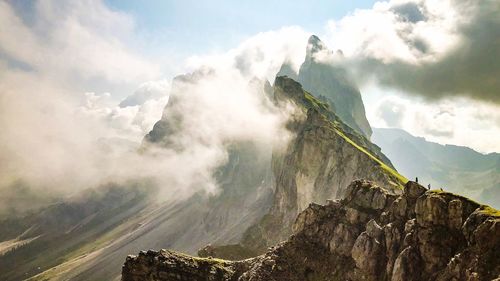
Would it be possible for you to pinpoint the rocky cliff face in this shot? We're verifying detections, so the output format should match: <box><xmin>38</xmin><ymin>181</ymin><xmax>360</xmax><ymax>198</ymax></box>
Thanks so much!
<box><xmin>15</xmin><ymin>73</ymin><xmax>399</xmax><ymax>280</ymax></box>
<box><xmin>279</xmin><ymin>35</ymin><xmax>372</xmax><ymax>138</ymax></box>
<box><xmin>122</xmin><ymin>180</ymin><xmax>500</xmax><ymax>281</ymax></box>
<box><xmin>239</xmin><ymin>77</ymin><xmax>403</xmax><ymax>252</ymax></box>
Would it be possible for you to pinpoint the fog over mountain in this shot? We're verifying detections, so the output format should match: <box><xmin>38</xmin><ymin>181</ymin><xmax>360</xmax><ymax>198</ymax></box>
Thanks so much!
<box><xmin>0</xmin><ymin>0</ymin><xmax>498</xmax><ymax>280</ymax></box>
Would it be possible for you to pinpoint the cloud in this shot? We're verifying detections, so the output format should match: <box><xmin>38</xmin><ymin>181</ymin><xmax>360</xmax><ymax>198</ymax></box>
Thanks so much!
<box><xmin>0</xmin><ymin>0</ymin><xmax>164</xmax><ymax>194</ymax></box>
<box><xmin>186</xmin><ymin>26</ymin><xmax>309</xmax><ymax>82</ymax></box>
<box><xmin>0</xmin><ymin>1</ymin><xmax>303</xmax><ymax>201</ymax></box>
<box><xmin>375</xmin><ymin>101</ymin><xmax>405</xmax><ymax>128</ymax></box>
<box><xmin>78</xmin><ymin>86</ymin><xmax>169</xmax><ymax>141</ymax></box>
<box><xmin>324</xmin><ymin>0</ymin><xmax>500</xmax><ymax>104</ymax></box>
<box><xmin>370</xmin><ymin>95</ymin><xmax>500</xmax><ymax>153</ymax></box>
<box><xmin>141</xmin><ymin>69</ymin><xmax>294</xmax><ymax>197</ymax></box>
<box><xmin>119</xmin><ymin>80</ymin><xmax>170</xmax><ymax>107</ymax></box>
<box><xmin>134</xmin><ymin>27</ymin><xmax>310</xmax><ymax>197</ymax></box>
<box><xmin>0</xmin><ymin>0</ymin><xmax>160</xmax><ymax>85</ymax></box>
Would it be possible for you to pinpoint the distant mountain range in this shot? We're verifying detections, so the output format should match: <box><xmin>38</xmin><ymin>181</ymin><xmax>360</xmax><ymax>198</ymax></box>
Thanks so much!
<box><xmin>373</xmin><ymin>127</ymin><xmax>500</xmax><ymax>208</ymax></box>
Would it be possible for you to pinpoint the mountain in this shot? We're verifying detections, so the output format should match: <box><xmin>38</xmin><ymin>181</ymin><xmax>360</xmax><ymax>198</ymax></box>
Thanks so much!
<box><xmin>123</xmin><ymin>180</ymin><xmax>500</xmax><ymax>281</ymax></box>
<box><xmin>372</xmin><ymin>127</ymin><xmax>500</xmax><ymax>208</ymax></box>
<box><xmin>3</xmin><ymin>52</ymin><xmax>497</xmax><ymax>280</ymax></box>
<box><xmin>237</xmin><ymin>76</ymin><xmax>403</xmax><ymax>253</ymax></box>
<box><xmin>0</xmin><ymin>182</ymin><xmax>152</xmax><ymax>281</ymax></box>
<box><xmin>120</xmin><ymin>77</ymin><xmax>500</xmax><ymax>281</ymax></box>
<box><xmin>0</xmin><ymin>70</ymin><xmax>400</xmax><ymax>280</ymax></box>
<box><xmin>144</xmin><ymin>72</ymin><xmax>402</xmax><ymax>257</ymax></box>
<box><xmin>5</xmin><ymin>72</ymin><xmax>274</xmax><ymax>281</ymax></box>
<box><xmin>278</xmin><ymin>35</ymin><xmax>372</xmax><ymax>138</ymax></box>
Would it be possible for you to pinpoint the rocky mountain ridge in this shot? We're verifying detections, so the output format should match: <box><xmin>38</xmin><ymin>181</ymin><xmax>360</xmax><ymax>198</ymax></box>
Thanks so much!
<box><xmin>122</xmin><ymin>180</ymin><xmax>500</xmax><ymax>281</ymax></box>
<box><xmin>237</xmin><ymin>76</ymin><xmax>404</xmax><ymax>253</ymax></box>
<box><xmin>279</xmin><ymin>35</ymin><xmax>372</xmax><ymax>138</ymax></box>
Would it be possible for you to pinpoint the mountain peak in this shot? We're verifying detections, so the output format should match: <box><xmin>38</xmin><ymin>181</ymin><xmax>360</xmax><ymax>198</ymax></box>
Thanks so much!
<box><xmin>306</xmin><ymin>35</ymin><xmax>327</xmax><ymax>59</ymax></box>
<box><xmin>307</xmin><ymin>34</ymin><xmax>322</xmax><ymax>45</ymax></box>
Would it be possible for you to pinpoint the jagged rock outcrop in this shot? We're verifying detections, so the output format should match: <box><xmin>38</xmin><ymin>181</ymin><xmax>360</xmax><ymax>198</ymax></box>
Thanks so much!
<box><xmin>122</xmin><ymin>180</ymin><xmax>500</xmax><ymax>281</ymax></box>
<box><xmin>279</xmin><ymin>35</ymin><xmax>372</xmax><ymax>138</ymax></box>
<box><xmin>239</xmin><ymin>76</ymin><xmax>403</xmax><ymax>252</ymax></box>
<box><xmin>198</xmin><ymin>244</ymin><xmax>258</xmax><ymax>261</ymax></box>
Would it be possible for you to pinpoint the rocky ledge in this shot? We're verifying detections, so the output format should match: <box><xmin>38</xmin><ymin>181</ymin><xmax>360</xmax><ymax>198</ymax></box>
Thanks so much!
<box><xmin>122</xmin><ymin>180</ymin><xmax>500</xmax><ymax>281</ymax></box>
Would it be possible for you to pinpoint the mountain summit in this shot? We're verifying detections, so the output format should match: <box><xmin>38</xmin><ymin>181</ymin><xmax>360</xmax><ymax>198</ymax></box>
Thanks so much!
<box><xmin>279</xmin><ymin>35</ymin><xmax>372</xmax><ymax>138</ymax></box>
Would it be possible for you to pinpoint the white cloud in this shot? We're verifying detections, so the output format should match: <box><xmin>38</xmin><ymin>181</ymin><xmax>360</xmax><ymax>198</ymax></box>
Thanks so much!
<box><xmin>140</xmin><ymin>69</ymin><xmax>294</xmax><ymax>197</ymax></box>
<box><xmin>0</xmin><ymin>0</ymin><xmax>497</xmax><ymax>202</ymax></box>
<box><xmin>0</xmin><ymin>1</ymin><xmax>301</xmax><ymax>199</ymax></box>
<box><xmin>186</xmin><ymin>26</ymin><xmax>309</xmax><ymax>82</ymax></box>
<box><xmin>0</xmin><ymin>0</ymin><xmax>165</xmax><ymax>193</ymax></box>
<box><xmin>0</xmin><ymin>0</ymin><xmax>160</xmax><ymax>84</ymax></box>
<box><xmin>324</xmin><ymin>0</ymin><xmax>464</xmax><ymax>64</ymax></box>
<box><xmin>78</xmin><ymin>85</ymin><xmax>169</xmax><ymax>141</ymax></box>
<box><xmin>369</xmin><ymin>94</ymin><xmax>500</xmax><ymax>153</ymax></box>
<box><xmin>119</xmin><ymin>79</ymin><xmax>170</xmax><ymax>107</ymax></box>
<box><xmin>319</xmin><ymin>0</ymin><xmax>499</xmax><ymax>153</ymax></box>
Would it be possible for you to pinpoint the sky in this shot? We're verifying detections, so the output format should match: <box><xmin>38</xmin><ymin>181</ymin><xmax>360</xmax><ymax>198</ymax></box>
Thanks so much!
<box><xmin>0</xmin><ymin>0</ymin><xmax>499</xmax><ymax>196</ymax></box>
<box><xmin>104</xmin><ymin>0</ymin><xmax>378</xmax><ymax>55</ymax></box>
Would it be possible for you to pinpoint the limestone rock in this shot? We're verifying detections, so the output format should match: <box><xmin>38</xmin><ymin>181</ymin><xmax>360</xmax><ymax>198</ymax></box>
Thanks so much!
<box><xmin>416</xmin><ymin>194</ymin><xmax>448</xmax><ymax>226</ymax></box>
<box><xmin>329</xmin><ymin>223</ymin><xmax>358</xmax><ymax>256</ymax></box>
<box><xmin>122</xmin><ymin>181</ymin><xmax>500</xmax><ymax>281</ymax></box>
<box><xmin>296</xmin><ymin>35</ymin><xmax>373</xmax><ymax>138</ymax></box>
<box><xmin>365</xmin><ymin>219</ymin><xmax>383</xmax><ymax>239</ymax></box>
<box><xmin>351</xmin><ymin>232</ymin><xmax>385</xmax><ymax>277</ymax></box>
<box><xmin>240</xmin><ymin>77</ymin><xmax>402</xmax><ymax>252</ymax></box>
<box><xmin>404</xmin><ymin>181</ymin><xmax>426</xmax><ymax>199</ymax></box>
<box><xmin>391</xmin><ymin>246</ymin><xmax>422</xmax><ymax>281</ymax></box>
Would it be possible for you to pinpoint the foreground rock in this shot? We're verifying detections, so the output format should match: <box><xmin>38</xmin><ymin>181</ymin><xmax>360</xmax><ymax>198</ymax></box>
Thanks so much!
<box><xmin>122</xmin><ymin>180</ymin><xmax>500</xmax><ymax>281</ymax></box>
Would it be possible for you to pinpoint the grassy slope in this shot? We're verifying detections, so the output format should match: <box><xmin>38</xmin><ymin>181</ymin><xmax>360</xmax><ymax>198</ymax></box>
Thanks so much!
<box><xmin>299</xmin><ymin>86</ymin><xmax>407</xmax><ymax>188</ymax></box>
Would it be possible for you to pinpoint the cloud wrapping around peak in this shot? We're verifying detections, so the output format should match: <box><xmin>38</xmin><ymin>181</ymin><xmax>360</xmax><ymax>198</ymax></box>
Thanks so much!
<box><xmin>186</xmin><ymin>26</ymin><xmax>309</xmax><ymax>82</ymax></box>
<box><xmin>119</xmin><ymin>80</ymin><xmax>170</xmax><ymax>107</ymax></box>
<box><xmin>141</xmin><ymin>68</ymin><xmax>295</xmax><ymax>197</ymax></box>
<box><xmin>0</xmin><ymin>1</ymin><xmax>304</xmax><ymax>200</ymax></box>
<box><xmin>0</xmin><ymin>0</ymin><xmax>498</xmax><ymax>202</ymax></box>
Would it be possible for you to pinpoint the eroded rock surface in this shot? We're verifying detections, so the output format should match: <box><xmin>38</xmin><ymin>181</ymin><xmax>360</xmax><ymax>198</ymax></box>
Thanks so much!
<box><xmin>238</xmin><ymin>76</ymin><xmax>402</xmax><ymax>253</ymax></box>
<box><xmin>122</xmin><ymin>180</ymin><xmax>500</xmax><ymax>281</ymax></box>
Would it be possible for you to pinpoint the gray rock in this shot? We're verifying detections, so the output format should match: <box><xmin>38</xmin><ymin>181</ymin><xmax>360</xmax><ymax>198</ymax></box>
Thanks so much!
<box><xmin>329</xmin><ymin>223</ymin><xmax>357</xmax><ymax>256</ymax></box>
<box><xmin>404</xmin><ymin>181</ymin><xmax>426</xmax><ymax>199</ymax></box>
<box><xmin>365</xmin><ymin>219</ymin><xmax>383</xmax><ymax>240</ymax></box>
<box><xmin>122</xmin><ymin>181</ymin><xmax>500</xmax><ymax>281</ymax></box>
<box><xmin>352</xmin><ymin>232</ymin><xmax>385</xmax><ymax>277</ymax></box>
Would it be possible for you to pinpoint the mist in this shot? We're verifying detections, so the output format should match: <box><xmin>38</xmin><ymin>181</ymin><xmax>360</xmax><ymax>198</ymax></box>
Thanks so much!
<box><xmin>0</xmin><ymin>1</ymin><xmax>308</xmax><ymax>210</ymax></box>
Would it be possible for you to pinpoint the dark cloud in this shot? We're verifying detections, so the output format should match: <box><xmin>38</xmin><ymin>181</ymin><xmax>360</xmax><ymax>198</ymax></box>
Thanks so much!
<box><xmin>391</xmin><ymin>2</ymin><xmax>426</xmax><ymax>23</ymax></box>
<box><xmin>356</xmin><ymin>0</ymin><xmax>500</xmax><ymax>104</ymax></box>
